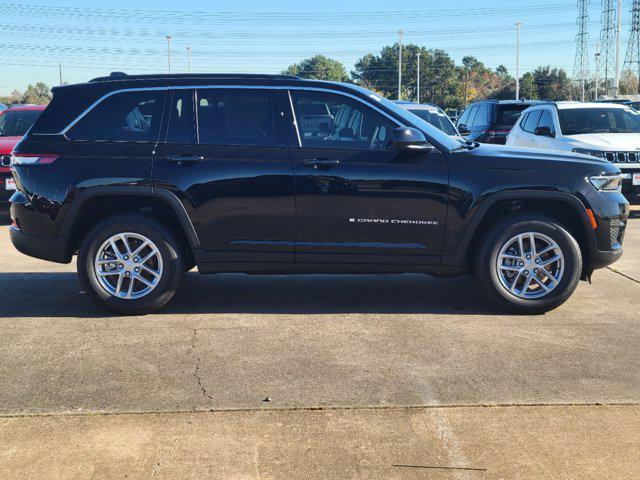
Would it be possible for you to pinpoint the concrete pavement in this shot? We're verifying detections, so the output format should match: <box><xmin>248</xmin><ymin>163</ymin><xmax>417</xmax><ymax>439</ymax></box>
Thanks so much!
<box><xmin>0</xmin><ymin>204</ymin><xmax>638</xmax><ymax>478</ymax></box>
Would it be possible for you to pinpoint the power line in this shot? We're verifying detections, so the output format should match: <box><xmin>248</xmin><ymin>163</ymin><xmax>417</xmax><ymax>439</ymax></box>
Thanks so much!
<box><xmin>573</xmin><ymin>0</ymin><xmax>589</xmax><ymax>101</ymax></box>
<box><xmin>601</xmin><ymin>0</ymin><xmax>617</xmax><ymax>93</ymax></box>
<box><xmin>623</xmin><ymin>0</ymin><xmax>640</xmax><ymax>91</ymax></box>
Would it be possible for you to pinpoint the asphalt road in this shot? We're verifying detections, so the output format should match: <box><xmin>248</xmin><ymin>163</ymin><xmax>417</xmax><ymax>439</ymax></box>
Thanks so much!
<box><xmin>0</xmin><ymin>205</ymin><xmax>639</xmax><ymax>479</ymax></box>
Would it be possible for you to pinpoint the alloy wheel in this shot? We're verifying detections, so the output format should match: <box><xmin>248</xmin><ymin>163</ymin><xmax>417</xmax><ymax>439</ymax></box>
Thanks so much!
<box><xmin>93</xmin><ymin>232</ymin><xmax>163</xmax><ymax>300</ymax></box>
<box><xmin>496</xmin><ymin>231</ymin><xmax>565</xmax><ymax>299</ymax></box>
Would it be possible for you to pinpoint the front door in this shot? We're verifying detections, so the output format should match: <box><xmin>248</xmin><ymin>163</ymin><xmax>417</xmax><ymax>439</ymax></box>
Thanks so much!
<box><xmin>153</xmin><ymin>88</ymin><xmax>295</xmax><ymax>263</ymax></box>
<box><xmin>287</xmin><ymin>89</ymin><xmax>449</xmax><ymax>265</ymax></box>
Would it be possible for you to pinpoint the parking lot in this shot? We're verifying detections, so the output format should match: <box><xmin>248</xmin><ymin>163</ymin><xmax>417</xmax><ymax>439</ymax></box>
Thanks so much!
<box><xmin>0</xmin><ymin>203</ymin><xmax>639</xmax><ymax>479</ymax></box>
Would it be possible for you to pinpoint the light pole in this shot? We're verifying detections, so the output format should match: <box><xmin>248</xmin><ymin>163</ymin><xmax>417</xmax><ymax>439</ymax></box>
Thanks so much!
<box><xmin>615</xmin><ymin>0</ymin><xmax>622</xmax><ymax>95</ymax></box>
<box><xmin>398</xmin><ymin>30</ymin><xmax>403</xmax><ymax>101</ymax></box>
<box><xmin>416</xmin><ymin>53</ymin><xmax>420</xmax><ymax>103</ymax></box>
<box><xmin>165</xmin><ymin>35</ymin><xmax>173</xmax><ymax>74</ymax></box>
<box><xmin>595</xmin><ymin>43</ymin><xmax>601</xmax><ymax>100</ymax></box>
<box><xmin>187</xmin><ymin>46</ymin><xmax>192</xmax><ymax>74</ymax></box>
<box><xmin>515</xmin><ymin>22</ymin><xmax>522</xmax><ymax>100</ymax></box>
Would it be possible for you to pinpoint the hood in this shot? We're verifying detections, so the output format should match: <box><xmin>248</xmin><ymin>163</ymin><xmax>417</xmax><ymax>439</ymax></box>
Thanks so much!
<box><xmin>566</xmin><ymin>132</ymin><xmax>640</xmax><ymax>150</ymax></box>
<box><xmin>0</xmin><ymin>136</ymin><xmax>21</xmax><ymax>155</ymax></box>
<box><xmin>472</xmin><ymin>143</ymin><xmax>618</xmax><ymax>173</ymax></box>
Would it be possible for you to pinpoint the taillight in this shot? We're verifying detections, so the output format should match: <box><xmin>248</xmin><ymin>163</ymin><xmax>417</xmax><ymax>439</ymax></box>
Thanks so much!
<box><xmin>480</xmin><ymin>129</ymin><xmax>510</xmax><ymax>144</ymax></box>
<box><xmin>10</xmin><ymin>153</ymin><xmax>58</xmax><ymax>165</ymax></box>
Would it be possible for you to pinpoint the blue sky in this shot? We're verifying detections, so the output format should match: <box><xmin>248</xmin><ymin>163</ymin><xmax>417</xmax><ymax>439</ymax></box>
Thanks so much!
<box><xmin>0</xmin><ymin>0</ymin><xmax>627</xmax><ymax>94</ymax></box>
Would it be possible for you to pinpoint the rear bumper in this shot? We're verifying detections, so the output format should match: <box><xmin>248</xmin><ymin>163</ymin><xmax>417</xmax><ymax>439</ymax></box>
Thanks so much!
<box><xmin>9</xmin><ymin>226</ymin><xmax>70</xmax><ymax>263</ymax></box>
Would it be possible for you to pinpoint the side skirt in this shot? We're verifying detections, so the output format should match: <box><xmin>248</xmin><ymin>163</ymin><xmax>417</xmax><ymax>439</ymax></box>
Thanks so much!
<box><xmin>196</xmin><ymin>262</ymin><xmax>462</xmax><ymax>276</ymax></box>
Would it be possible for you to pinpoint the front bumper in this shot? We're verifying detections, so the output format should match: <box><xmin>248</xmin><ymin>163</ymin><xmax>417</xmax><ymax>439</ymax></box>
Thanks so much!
<box><xmin>589</xmin><ymin>246</ymin><xmax>624</xmax><ymax>270</ymax></box>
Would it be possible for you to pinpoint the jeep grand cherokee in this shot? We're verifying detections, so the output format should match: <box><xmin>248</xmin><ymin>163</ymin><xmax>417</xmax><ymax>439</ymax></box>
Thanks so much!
<box><xmin>8</xmin><ymin>73</ymin><xmax>629</xmax><ymax>314</ymax></box>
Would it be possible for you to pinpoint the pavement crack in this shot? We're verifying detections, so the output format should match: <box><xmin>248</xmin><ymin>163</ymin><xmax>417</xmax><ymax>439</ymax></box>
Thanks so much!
<box><xmin>606</xmin><ymin>266</ymin><xmax>640</xmax><ymax>284</ymax></box>
<box><xmin>150</xmin><ymin>441</ymin><xmax>177</xmax><ymax>477</ymax></box>
<box><xmin>190</xmin><ymin>329</ymin><xmax>214</xmax><ymax>403</ymax></box>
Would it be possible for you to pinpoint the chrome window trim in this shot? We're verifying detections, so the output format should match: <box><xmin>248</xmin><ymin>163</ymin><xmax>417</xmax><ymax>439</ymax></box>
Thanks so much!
<box><xmin>58</xmin><ymin>84</ymin><xmax>405</xmax><ymax>137</ymax></box>
<box><xmin>287</xmin><ymin>90</ymin><xmax>302</xmax><ymax>147</ymax></box>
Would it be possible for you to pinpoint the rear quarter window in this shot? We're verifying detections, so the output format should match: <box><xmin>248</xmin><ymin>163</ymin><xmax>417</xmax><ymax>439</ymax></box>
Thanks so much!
<box><xmin>67</xmin><ymin>90</ymin><xmax>165</xmax><ymax>142</ymax></box>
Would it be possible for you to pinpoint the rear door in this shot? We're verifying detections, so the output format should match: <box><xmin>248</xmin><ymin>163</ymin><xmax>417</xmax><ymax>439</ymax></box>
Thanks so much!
<box><xmin>519</xmin><ymin>109</ymin><xmax>543</xmax><ymax>147</ymax></box>
<box><xmin>530</xmin><ymin>108</ymin><xmax>558</xmax><ymax>150</ymax></box>
<box><xmin>286</xmin><ymin>89</ymin><xmax>448</xmax><ymax>265</ymax></box>
<box><xmin>153</xmin><ymin>87</ymin><xmax>295</xmax><ymax>263</ymax></box>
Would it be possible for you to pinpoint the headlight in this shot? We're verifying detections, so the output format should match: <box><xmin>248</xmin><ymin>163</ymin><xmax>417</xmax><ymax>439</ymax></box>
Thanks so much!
<box><xmin>573</xmin><ymin>148</ymin><xmax>605</xmax><ymax>158</ymax></box>
<box><xmin>589</xmin><ymin>174</ymin><xmax>622</xmax><ymax>191</ymax></box>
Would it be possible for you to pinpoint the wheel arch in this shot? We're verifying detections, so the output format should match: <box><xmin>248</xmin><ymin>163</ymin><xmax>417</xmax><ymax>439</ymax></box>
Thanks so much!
<box><xmin>60</xmin><ymin>186</ymin><xmax>200</xmax><ymax>261</ymax></box>
<box><xmin>445</xmin><ymin>191</ymin><xmax>596</xmax><ymax>274</ymax></box>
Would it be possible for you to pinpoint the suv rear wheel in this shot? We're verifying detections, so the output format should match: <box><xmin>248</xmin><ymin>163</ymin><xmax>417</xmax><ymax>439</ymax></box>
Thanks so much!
<box><xmin>476</xmin><ymin>215</ymin><xmax>582</xmax><ymax>314</ymax></box>
<box><xmin>77</xmin><ymin>214</ymin><xmax>184</xmax><ymax>315</ymax></box>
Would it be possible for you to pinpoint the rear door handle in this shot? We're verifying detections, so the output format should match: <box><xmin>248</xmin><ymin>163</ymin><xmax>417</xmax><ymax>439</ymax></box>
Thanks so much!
<box><xmin>167</xmin><ymin>155</ymin><xmax>204</xmax><ymax>165</ymax></box>
<box><xmin>301</xmin><ymin>158</ymin><xmax>340</xmax><ymax>169</ymax></box>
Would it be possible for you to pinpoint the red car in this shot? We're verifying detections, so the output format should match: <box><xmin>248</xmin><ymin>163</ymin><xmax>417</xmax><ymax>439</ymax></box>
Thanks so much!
<box><xmin>0</xmin><ymin>105</ymin><xmax>45</xmax><ymax>212</ymax></box>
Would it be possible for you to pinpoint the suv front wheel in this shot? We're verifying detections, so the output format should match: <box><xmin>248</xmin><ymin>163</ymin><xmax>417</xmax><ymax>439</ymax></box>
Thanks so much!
<box><xmin>77</xmin><ymin>214</ymin><xmax>184</xmax><ymax>315</ymax></box>
<box><xmin>476</xmin><ymin>215</ymin><xmax>582</xmax><ymax>314</ymax></box>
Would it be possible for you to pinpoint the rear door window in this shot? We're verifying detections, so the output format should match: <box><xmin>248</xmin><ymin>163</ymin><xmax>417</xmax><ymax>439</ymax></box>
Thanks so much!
<box><xmin>474</xmin><ymin>105</ymin><xmax>490</xmax><ymax>126</ymax></box>
<box><xmin>536</xmin><ymin>110</ymin><xmax>555</xmax><ymax>133</ymax></box>
<box><xmin>458</xmin><ymin>107</ymin><xmax>471</xmax><ymax>126</ymax></box>
<box><xmin>466</xmin><ymin>107</ymin><xmax>479</xmax><ymax>127</ymax></box>
<box><xmin>522</xmin><ymin>110</ymin><xmax>542</xmax><ymax>133</ymax></box>
<box><xmin>68</xmin><ymin>90</ymin><xmax>165</xmax><ymax>142</ymax></box>
<box><xmin>196</xmin><ymin>89</ymin><xmax>274</xmax><ymax>146</ymax></box>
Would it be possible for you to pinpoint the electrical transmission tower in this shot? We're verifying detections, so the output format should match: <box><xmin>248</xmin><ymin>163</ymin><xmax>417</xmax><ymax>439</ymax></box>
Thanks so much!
<box><xmin>573</xmin><ymin>0</ymin><xmax>590</xmax><ymax>100</ymax></box>
<box><xmin>623</xmin><ymin>0</ymin><xmax>640</xmax><ymax>92</ymax></box>
<box><xmin>600</xmin><ymin>0</ymin><xmax>617</xmax><ymax>93</ymax></box>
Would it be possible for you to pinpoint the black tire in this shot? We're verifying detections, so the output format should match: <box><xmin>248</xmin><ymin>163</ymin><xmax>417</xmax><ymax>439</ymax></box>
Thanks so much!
<box><xmin>475</xmin><ymin>214</ymin><xmax>582</xmax><ymax>314</ymax></box>
<box><xmin>77</xmin><ymin>214</ymin><xmax>184</xmax><ymax>315</ymax></box>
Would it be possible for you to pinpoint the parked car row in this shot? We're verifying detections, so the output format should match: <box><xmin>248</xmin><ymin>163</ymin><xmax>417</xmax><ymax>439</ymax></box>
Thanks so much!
<box><xmin>448</xmin><ymin>99</ymin><xmax>640</xmax><ymax>197</ymax></box>
<box><xmin>0</xmin><ymin>104</ymin><xmax>45</xmax><ymax>211</ymax></box>
<box><xmin>506</xmin><ymin>102</ymin><xmax>640</xmax><ymax>196</ymax></box>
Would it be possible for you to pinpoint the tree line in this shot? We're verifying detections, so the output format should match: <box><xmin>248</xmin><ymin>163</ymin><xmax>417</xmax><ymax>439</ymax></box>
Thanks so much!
<box><xmin>4</xmin><ymin>46</ymin><xmax>639</xmax><ymax>110</ymax></box>
<box><xmin>283</xmin><ymin>44</ymin><xmax>639</xmax><ymax>109</ymax></box>
<box><xmin>0</xmin><ymin>82</ymin><xmax>52</xmax><ymax>106</ymax></box>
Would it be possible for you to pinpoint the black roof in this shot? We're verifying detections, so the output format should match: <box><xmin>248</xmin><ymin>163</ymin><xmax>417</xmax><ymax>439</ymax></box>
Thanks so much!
<box><xmin>89</xmin><ymin>71</ymin><xmax>300</xmax><ymax>83</ymax></box>
<box><xmin>468</xmin><ymin>99</ymin><xmax>549</xmax><ymax>106</ymax></box>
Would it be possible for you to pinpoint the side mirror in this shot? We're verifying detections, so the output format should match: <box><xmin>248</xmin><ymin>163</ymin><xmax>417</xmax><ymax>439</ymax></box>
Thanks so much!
<box><xmin>392</xmin><ymin>127</ymin><xmax>434</xmax><ymax>153</ymax></box>
<box><xmin>457</xmin><ymin>124</ymin><xmax>471</xmax><ymax>136</ymax></box>
<box><xmin>534</xmin><ymin>126</ymin><xmax>554</xmax><ymax>137</ymax></box>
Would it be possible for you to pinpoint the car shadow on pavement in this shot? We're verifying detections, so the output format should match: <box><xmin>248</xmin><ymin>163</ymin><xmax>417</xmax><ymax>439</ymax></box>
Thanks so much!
<box><xmin>0</xmin><ymin>272</ymin><xmax>503</xmax><ymax>317</ymax></box>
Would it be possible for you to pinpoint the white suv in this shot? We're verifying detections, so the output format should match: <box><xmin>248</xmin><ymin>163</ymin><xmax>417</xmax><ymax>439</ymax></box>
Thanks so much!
<box><xmin>506</xmin><ymin>101</ymin><xmax>640</xmax><ymax>195</ymax></box>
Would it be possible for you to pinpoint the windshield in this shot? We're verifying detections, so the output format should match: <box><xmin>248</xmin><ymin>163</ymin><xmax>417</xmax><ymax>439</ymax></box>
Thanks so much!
<box><xmin>408</xmin><ymin>108</ymin><xmax>458</xmax><ymax>136</ymax></box>
<box><xmin>0</xmin><ymin>110</ymin><xmax>42</xmax><ymax>137</ymax></box>
<box><xmin>558</xmin><ymin>107</ymin><xmax>640</xmax><ymax>135</ymax></box>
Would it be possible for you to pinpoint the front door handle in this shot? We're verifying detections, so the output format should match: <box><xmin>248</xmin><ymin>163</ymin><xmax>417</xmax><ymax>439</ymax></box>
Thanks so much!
<box><xmin>167</xmin><ymin>155</ymin><xmax>204</xmax><ymax>165</ymax></box>
<box><xmin>301</xmin><ymin>158</ymin><xmax>341</xmax><ymax>169</ymax></box>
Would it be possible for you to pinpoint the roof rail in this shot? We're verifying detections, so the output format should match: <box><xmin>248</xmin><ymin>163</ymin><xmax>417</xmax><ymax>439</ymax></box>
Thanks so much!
<box><xmin>89</xmin><ymin>72</ymin><xmax>301</xmax><ymax>83</ymax></box>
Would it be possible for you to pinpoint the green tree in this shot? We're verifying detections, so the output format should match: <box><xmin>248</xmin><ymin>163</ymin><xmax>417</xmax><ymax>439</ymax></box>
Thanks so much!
<box><xmin>532</xmin><ymin>66</ymin><xmax>572</xmax><ymax>100</ymax></box>
<box><xmin>0</xmin><ymin>83</ymin><xmax>51</xmax><ymax>105</ymax></box>
<box><xmin>619</xmin><ymin>70</ymin><xmax>639</xmax><ymax>95</ymax></box>
<box><xmin>519</xmin><ymin>72</ymin><xmax>538</xmax><ymax>100</ymax></box>
<box><xmin>352</xmin><ymin>44</ymin><xmax>460</xmax><ymax>107</ymax></box>
<box><xmin>282</xmin><ymin>55</ymin><xmax>349</xmax><ymax>82</ymax></box>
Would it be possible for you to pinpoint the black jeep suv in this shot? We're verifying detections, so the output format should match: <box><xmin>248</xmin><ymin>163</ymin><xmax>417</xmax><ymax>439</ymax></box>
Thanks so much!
<box><xmin>9</xmin><ymin>73</ymin><xmax>629</xmax><ymax>314</ymax></box>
